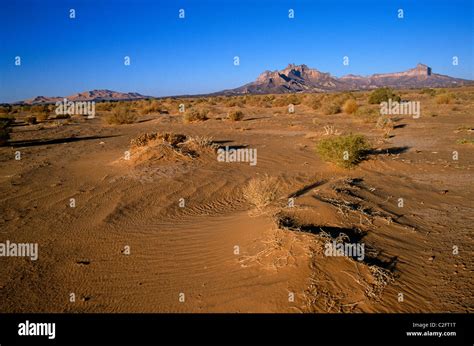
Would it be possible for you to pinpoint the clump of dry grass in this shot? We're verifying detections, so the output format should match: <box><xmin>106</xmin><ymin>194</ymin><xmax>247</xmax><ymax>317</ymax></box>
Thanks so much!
<box><xmin>243</xmin><ymin>176</ymin><xmax>281</xmax><ymax>209</ymax></box>
<box><xmin>131</xmin><ymin>132</ymin><xmax>187</xmax><ymax>147</ymax></box>
<box><xmin>436</xmin><ymin>93</ymin><xmax>455</xmax><ymax>104</ymax></box>
<box><xmin>183</xmin><ymin>109</ymin><xmax>209</xmax><ymax>123</ymax></box>
<box><xmin>376</xmin><ymin>116</ymin><xmax>394</xmax><ymax>130</ymax></box>
<box><xmin>25</xmin><ymin>115</ymin><xmax>37</xmax><ymax>124</ymax></box>
<box><xmin>227</xmin><ymin>110</ymin><xmax>244</xmax><ymax>121</ymax></box>
<box><xmin>106</xmin><ymin>105</ymin><xmax>137</xmax><ymax>125</ymax></box>
<box><xmin>456</xmin><ymin>138</ymin><xmax>474</xmax><ymax>145</ymax></box>
<box><xmin>320</xmin><ymin>99</ymin><xmax>342</xmax><ymax>115</ymax></box>
<box><xmin>342</xmin><ymin>99</ymin><xmax>358</xmax><ymax>114</ymax></box>
<box><xmin>0</xmin><ymin>118</ymin><xmax>11</xmax><ymax>145</ymax></box>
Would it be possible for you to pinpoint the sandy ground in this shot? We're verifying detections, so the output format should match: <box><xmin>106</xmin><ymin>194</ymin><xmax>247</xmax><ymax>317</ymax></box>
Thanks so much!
<box><xmin>0</xmin><ymin>91</ymin><xmax>473</xmax><ymax>313</ymax></box>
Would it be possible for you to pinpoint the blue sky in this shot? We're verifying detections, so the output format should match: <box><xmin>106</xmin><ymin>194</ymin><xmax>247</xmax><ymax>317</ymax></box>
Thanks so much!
<box><xmin>0</xmin><ymin>0</ymin><xmax>472</xmax><ymax>102</ymax></box>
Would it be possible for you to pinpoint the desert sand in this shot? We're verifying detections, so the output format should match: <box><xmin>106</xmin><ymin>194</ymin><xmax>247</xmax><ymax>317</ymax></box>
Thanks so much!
<box><xmin>0</xmin><ymin>88</ymin><xmax>473</xmax><ymax>313</ymax></box>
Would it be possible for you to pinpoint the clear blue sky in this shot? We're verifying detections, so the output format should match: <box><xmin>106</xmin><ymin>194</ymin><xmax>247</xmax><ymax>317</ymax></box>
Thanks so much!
<box><xmin>0</xmin><ymin>0</ymin><xmax>472</xmax><ymax>103</ymax></box>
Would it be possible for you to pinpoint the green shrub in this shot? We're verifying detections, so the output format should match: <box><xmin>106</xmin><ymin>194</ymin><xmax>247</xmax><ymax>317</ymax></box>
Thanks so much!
<box><xmin>316</xmin><ymin>134</ymin><xmax>371</xmax><ymax>168</ymax></box>
<box><xmin>368</xmin><ymin>88</ymin><xmax>401</xmax><ymax>104</ymax></box>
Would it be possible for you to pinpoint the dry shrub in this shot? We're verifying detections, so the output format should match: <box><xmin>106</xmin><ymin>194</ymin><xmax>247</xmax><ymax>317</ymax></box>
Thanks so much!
<box><xmin>376</xmin><ymin>116</ymin><xmax>394</xmax><ymax>130</ymax></box>
<box><xmin>228</xmin><ymin>110</ymin><xmax>244</xmax><ymax>121</ymax></box>
<box><xmin>320</xmin><ymin>99</ymin><xmax>342</xmax><ymax>115</ymax></box>
<box><xmin>436</xmin><ymin>93</ymin><xmax>454</xmax><ymax>104</ymax></box>
<box><xmin>96</xmin><ymin>102</ymin><xmax>115</xmax><ymax>111</ymax></box>
<box><xmin>131</xmin><ymin>132</ymin><xmax>186</xmax><ymax>147</ymax></box>
<box><xmin>243</xmin><ymin>176</ymin><xmax>280</xmax><ymax>209</ymax></box>
<box><xmin>129</xmin><ymin>132</ymin><xmax>217</xmax><ymax>164</ymax></box>
<box><xmin>316</xmin><ymin>134</ymin><xmax>370</xmax><ymax>168</ymax></box>
<box><xmin>106</xmin><ymin>105</ymin><xmax>137</xmax><ymax>124</ymax></box>
<box><xmin>183</xmin><ymin>109</ymin><xmax>208</xmax><ymax>123</ymax></box>
<box><xmin>354</xmin><ymin>106</ymin><xmax>380</xmax><ymax>123</ymax></box>
<box><xmin>25</xmin><ymin>115</ymin><xmax>37</xmax><ymax>124</ymax></box>
<box><xmin>140</xmin><ymin>99</ymin><xmax>166</xmax><ymax>115</ymax></box>
<box><xmin>368</xmin><ymin>88</ymin><xmax>401</xmax><ymax>104</ymax></box>
<box><xmin>342</xmin><ymin>99</ymin><xmax>358</xmax><ymax>114</ymax></box>
<box><xmin>0</xmin><ymin>118</ymin><xmax>11</xmax><ymax>145</ymax></box>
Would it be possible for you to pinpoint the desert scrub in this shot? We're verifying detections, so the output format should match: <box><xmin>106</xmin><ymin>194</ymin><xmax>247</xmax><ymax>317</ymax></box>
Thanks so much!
<box><xmin>342</xmin><ymin>99</ymin><xmax>358</xmax><ymax>114</ymax></box>
<box><xmin>25</xmin><ymin>115</ymin><xmax>37</xmax><ymax>124</ymax></box>
<box><xmin>0</xmin><ymin>118</ymin><xmax>11</xmax><ymax>145</ymax></box>
<box><xmin>368</xmin><ymin>88</ymin><xmax>401</xmax><ymax>104</ymax></box>
<box><xmin>183</xmin><ymin>109</ymin><xmax>208</xmax><ymax>123</ymax></box>
<box><xmin>457</xmin><ymin>138</ymin><xmax>474</xmax><ymax>145</ymax></box>
<box><xmin>316</xmin><ymin>134</ymin><xmax>370</xmax><ymax>168</ymax></box>
<box><xmin>106</xmin><ymin>105</ymin><xmax>137</xmax><ymax>124</ymax></box>
<box><xmin>243</xmin><ymin>176</ymin><xmax>280</xmax><ymax>210</ymax></box>
<box><xmin>227</xmin><ymin>110</ymin><xmax>244</xmax><ymax>121</ymax></box>
<box><xmin>320</xmin><ymin>99</ymin><xmax>342</xmax><ymax>115</ymax></box>
<box><xmin>436</xmin><ymin>93</ymin><xmax>454</xmax><ymax>105</ymax></box>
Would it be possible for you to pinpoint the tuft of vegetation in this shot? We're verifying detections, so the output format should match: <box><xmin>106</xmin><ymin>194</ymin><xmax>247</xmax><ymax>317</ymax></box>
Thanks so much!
<box><xmin>316</xmin><ymin>134</ymin><xmax>371</xmax><ymax>168</ymax></box>
<box><xmin>436</xmin><ymin>93</ymin><xmax>454</xmax><ymax>105</ymax></box>
<box><xmin>342</xmin><ymin>99</ymin><xmax>358</xmax><ymax>114</ymax></box>
<box><xmin>227</xmin><ymin>110</ymin><xmax>244</xmax><ymax>121</ymax></box>
<box><xmin>368</xmin><ymin>88</ymin><xmax>401</xmax><ymax>104</ymax></box>
<box><xmin>456</xmin><ymin>138</ymin><xmax>474</xmax><ymax>145</ymax></box>
<box><xmin>0</xmin><ymin>118</ymin><xmax>11</xmax><ymax>145</ymax></box>
<box><xmin>106</xmin><ymin>105</ymin><xmax>137</xmax><ymax>125</ymax></box>
<box><xmin>420</xmin><ymin>88</ymin><xmax>436</xmax><ymax>96</ymax></box>
<box><xmin>25</xmin><ymin>115</ymin><xmax>37</xmax><ymax>124</ymax></box>
<box><xmin>243</xmin><ymin>176</ymin><xmax>280</xmax><ymax>210</ymax></box>
<box><xmin>320</xmin><ymin>99</ymin><xmax>342</xmax><ymax>115</ymax></box>
<box><xmin>183</xmin><ymin>109</ymin><xmax>209</xmax><ymax>123</ymax></box>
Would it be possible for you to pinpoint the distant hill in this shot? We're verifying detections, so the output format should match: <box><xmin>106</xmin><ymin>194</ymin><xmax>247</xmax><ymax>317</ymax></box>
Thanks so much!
<box><xmin>18</xmin><ymin>89</ymin><xmax>149</xmax><ymax>105</ymax></box>
<box><xmin>217</xmin><ymin>63</ymin><xmax>473</xmax><ymax>94</ymax></box>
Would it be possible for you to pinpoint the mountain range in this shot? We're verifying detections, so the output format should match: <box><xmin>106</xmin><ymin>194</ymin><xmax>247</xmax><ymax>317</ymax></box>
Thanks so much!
<box><xmin>15</xmin><ymin>64</ymin><xmax>473</xmax><ymax>104</ymax></box>
<box><xmin>219</xmin><ymin>63</ymin><xmax>472</xmax><ymax>95</ymax></box>
<box><xmin>18</xmin><ymin>89</ymin><xmax>148</xmax><ymax>105</ymax></box>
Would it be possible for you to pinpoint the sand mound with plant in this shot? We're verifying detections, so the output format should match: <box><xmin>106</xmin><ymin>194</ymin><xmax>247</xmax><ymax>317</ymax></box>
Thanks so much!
<box><xmin>126</xmin><ymin>132</ymin><xmax>218</xmax><ymax>166</ymax></box>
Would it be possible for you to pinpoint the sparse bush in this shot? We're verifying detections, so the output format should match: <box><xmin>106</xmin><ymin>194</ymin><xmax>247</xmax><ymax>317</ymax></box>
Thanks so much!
<box><xmin>140</xmin><ymin>99</ymin><xmax>167</xmax><ymax>115</ymax></box>
<box><xmin>354</xmin><ymin>106</ymin><xmax>379</xmax><ymax>123</ymax></box>
<box><xmin>0</xmin><ymin>118</ymin><xmax>11</xmax><ymax>145</ymax></box>
<box><xmin>457</xmin><ymin>138</ymin><xmax>474</xmax><ymax>145</ymax></box>
<box><xmin>420</xmin><ymin>88</ymin><xmax>436</xmax><ymax>96</ymax></box>
<box><xmin>243</xmin><ymin>176</ymin><xmax>280</xmax><ymax>209</ymax></box>
<box><xmin>376</xmin><ymin>116</ymin><xmax>394</xmax><ymax>130</ymax></box>
<box><xmin>106</xmin><ymin>105</ymin><xmax>137</xmax><ymax>125</ymax></box>
<box><xmin>183</xmin><ymin>109</ymin><xmax>208</xmax><ymax>123</ymax></box>
<box><xmin>342</xmin><ymin>99</ymin><xmax>358</xmax><ymax>114</ymax></box>
<box><xmin>436</xmin><ymin>93</ymin><xmax>454</xmax><ymax>104</ymax></box>
<box><xmin>54</xmin><ymin>113</ymin><xmax>70</xmax><ymax>120</ymax></box>
<box><xmin>316</xmin><ymin>134</ymin><xmax>371</xmax><ymax>168</ymax></box>
<box><xmin>320</xmin><ymin>100</ymin><xmax>342</xmax><ymax>115</ymax></box>
<box><xmin>368</xmin><ymin>88</ymin><xmax>401</xmax><ymax>104</ymax></box>
<box><xmin>96</xmin><ymin>102</ymin><xmax>114</xmax><ymax>112</ymax></box>
<box><xmin>228</xmin><ymin>110</ymin><xmax>244</xmax><ymax>121</ymax></box>
<box><xmin>25</xmin><ymin>115</ymin><xmax>37</xmax><ymax>124</ymax></box>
